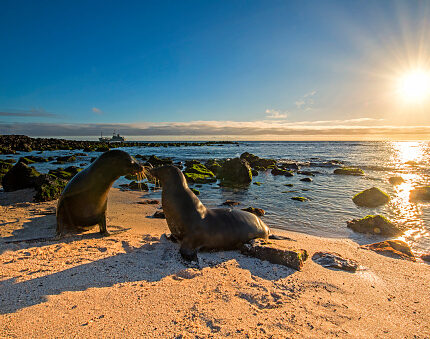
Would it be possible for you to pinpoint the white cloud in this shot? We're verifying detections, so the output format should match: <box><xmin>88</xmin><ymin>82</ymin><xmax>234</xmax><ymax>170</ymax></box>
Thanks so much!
<box><xmin>2</xmin><ymin>117</ymin><xmax>426</xmax><ymax>140</ymax></box>
<box><xmin>265</xmin><ymin>109</ymin><xmax>288</xmax><ymax>119</ymax></box>
<box><xmin>295</xmin><ymin>91</ymin><xmax>317</xmax><ymax>110</ymax></box>
<box><xmin>92</xmin><ymin>107</ymin><xmax>103</xmax><ymax>114</ymax></box>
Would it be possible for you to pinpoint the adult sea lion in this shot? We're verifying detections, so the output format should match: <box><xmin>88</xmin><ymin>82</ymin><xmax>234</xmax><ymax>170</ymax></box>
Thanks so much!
<box><xmin>56</xmin><ymin>150</ymin><xmax>144</xmax><ymax>236</ymax></box>
<box><xmin>149</xmin><ymin>165</ymin><xmax>270</xmax><ymax>260</ymax></box>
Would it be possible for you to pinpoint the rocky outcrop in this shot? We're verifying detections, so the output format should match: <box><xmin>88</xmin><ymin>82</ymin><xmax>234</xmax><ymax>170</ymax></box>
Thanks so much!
<box><xmin>240</xmin><ymin>152</ymin><xmax>276</xmax><ymax>170</ymax></box>
<box><xmin>218</xmin><ymin>158</ymin><xmax>252</xmax><ymax>185</ymax></box>
<box><xmin>291</xmin><ymin>197</ymin><xmax>309</xmax><ymax>202</ymax></box>
<box><xmin>312</xmin><ymin>252</ymin><xmax>360</xmax><ymax>272</ymax></box>
<box><xmin>2</xmin><ymin>162</ymin><xmax>41</xmax><ymax>191</ymax></box>
<box><xmin>33</xmin><ymin>174</ymin><xmax>67</xmax><ymax>202</ymax></box>
<box><xmin>0</xmin><ymin>160</ymin><xmax>14</xmax><ymax>184</ymax></box>
<box><xmin>361</xmin><ymin>240</ymin><xmax>415</xmax><ymax>261</ymax></box>
<box><xmin>240</xmin><ymin>239</ymin><xmax>308</xmax><ymax>270</ymax></box>
<box><xmin>409</xmin><ymin>186</ymin><xmax>430</xmax><ymax>202</ymax></box>
<box><xmin>147</xmin><ymin>155</ymin><xmax>173</xmax><ymax>167</ymax></box>
<box><xmin>183</xmin><ymin>163</ymin><xmax>216</xmax><ymax>184</ymax></box>
<box><xmin>352</xmin><ymin>187</ymin><xmax>390</xmax><ymax>207</ymax></box>
<box><xmin>347</xmin><ymin>215</ymin><xmax>402</xmax><ymax>236</ymax></box>
<box><xmin>241</xmin><ymin>206</ymin><xmax>265</xmax><ymax>217</ymax></box>
<box><xmin>388</xmin><ymin>176</ymin><xmax>405</xmax><ymax>185</ymax></box>
<box><xmin>271</xmin><ymin>168</ymin><xmax>293</xmax><ymax>176</ymax></box>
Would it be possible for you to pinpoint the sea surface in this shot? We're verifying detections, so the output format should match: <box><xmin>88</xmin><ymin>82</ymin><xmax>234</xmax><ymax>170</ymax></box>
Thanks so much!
<box><xmin>2</xmin><ymin>140</ymin><xmax>430</xmax><ymax>254</ymax></box>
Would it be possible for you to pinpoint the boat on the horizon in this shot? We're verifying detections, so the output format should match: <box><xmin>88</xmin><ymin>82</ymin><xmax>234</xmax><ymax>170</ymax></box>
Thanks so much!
<box><xmin>99</xmin><ymin>131</ymin><xmax>126</xmax><ymax>142</ymax></box>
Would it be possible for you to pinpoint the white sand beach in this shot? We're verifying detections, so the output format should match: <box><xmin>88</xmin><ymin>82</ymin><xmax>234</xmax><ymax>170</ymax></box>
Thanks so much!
<box><xmin>1</xmin><ymin>188</ymin><xmax>429</xmax><ymax>338</ymax></box>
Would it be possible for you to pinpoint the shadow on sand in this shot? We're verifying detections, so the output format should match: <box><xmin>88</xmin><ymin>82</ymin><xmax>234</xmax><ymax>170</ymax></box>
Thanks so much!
<box><xmin>0</xmin><ymin>235</ymin><xmax>297</xmax><ymax>315</ymax></box>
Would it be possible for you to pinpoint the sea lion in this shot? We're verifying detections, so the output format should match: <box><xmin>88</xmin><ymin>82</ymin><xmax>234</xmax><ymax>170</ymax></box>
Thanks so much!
<box><xmin>149</xmin><ymin>165</ymin><xmax>270</xmax><ymax>260</ymax></box>
<box><xmin>56</xmin><ymin>150</ymin><xmax>144</xmax><ymax>236</ymax></box>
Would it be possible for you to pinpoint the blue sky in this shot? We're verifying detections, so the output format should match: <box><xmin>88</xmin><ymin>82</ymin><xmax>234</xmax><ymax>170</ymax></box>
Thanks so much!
<box><xmin>1</xmin><ymin>0</ymin><xmax>430</xmax><ymax>139</ymax></box>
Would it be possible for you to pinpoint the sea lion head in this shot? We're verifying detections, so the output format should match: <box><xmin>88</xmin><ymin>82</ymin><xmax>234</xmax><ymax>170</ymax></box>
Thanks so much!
<box><xmin>149</xmin><ymin>165</ymin><xmax>187</xmax><ymax>187</ymax></box>
<box><xmin>97</xmin><ymin>150</ymin><xmax>144</xmax><ymax>177</ymax></box>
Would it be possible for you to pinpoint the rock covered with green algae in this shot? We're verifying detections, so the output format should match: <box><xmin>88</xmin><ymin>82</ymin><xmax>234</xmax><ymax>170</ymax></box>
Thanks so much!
<box><xmin>334</xmin><ymin>167</ymin><xmax>365</xmax><ymax>176</ymax></box>
<box><xmin>183</xmin><ymin>163</ymin><xmax>216</xmax><ymax>184</ymax></box>
<box><xmin>409</xmin><ymin>186</ymin><xmax>430</xmax><ymax>202</ymax></box>
<box><xmin>204</xmin><ymin>159</ymin><xmax>223</xmax><ymax>176</ymax></box>
<box><xmin>271</xmin><ymin>167</ymin><xmax>294</xmax><ymax>176</ymax></box>
<box><xmin>240</xmin><ymin>152</ymin><xmax>276</xmax><ymax>170</ymax></box>
<box><xmin>347</xmin><ymin>215</ymin><xmax>403</xmax><ymax>236</ymax></box>
<box><xmin>240</xmin><ymin>238</ymin><xmax>308</xmax><ymax>270</ymax></box>
<box><xmin>352</xmin><ymin>187</ymin><xmax>390</xmax><ymax>207</ymax></box>
<box><xmin>361</xmin><ymin>240</ymin><xmax>415</xmax><ymax>261</ymax></box>
<box><xmin>291</xmin><ymin>196</ymin><xmax>309</xmax><ymax>202</ymax></box>
<box><xmin>218</xmin><ymin>158</ymin><xmax>252</xmax><ymax>185</ymax></box>
<box><xmin>33</xmin><ymin>174</ymin><xmax>67</xmax><ymax>202</ymax></box>
<box><xmin>49</xmin><ymin>166</ymin><xmax>83</xmax><ymax>180</ymax></box>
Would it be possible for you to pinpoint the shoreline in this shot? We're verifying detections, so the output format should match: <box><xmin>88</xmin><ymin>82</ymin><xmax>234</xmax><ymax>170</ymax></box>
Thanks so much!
<box><xmin>1</xmin><ymin>188</ymin><xmax>429</xmax><ymax>337</ymax></box>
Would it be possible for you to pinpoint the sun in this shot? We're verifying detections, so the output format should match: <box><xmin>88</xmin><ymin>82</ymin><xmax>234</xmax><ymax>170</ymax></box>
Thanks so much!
<box><xmin>397</xmin><ymin>69</ymin><xmax>430</xmax><ymax>103</ymax></box>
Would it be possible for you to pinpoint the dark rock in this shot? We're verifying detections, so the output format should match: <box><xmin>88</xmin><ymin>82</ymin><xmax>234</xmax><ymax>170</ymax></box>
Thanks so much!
<box><xmin>2</xmin><ymin>162</ymin><xmax>40</xmax><ymax>192</ymax></box>
<box><xmin>218</xmin><ymin>158</ymin><xmax>252</xmax><ymax>184</ymax></box>
<box><xmin>271</xmin><ymin>167</ymin><xmax>293</xmax><ymax>176</ymax></box>
<box><xmin>334</xmin><ymin>167</ymin><xmax>364</xmax><ymax>176</ymax></box>
<box><xmin>300</xmin><ymin>177</ymin><xmax>313</xmax><ymax>182</ymax></box>
<box><xmin>347</xmin><ymin>215</ymin><xmax>402</xmax><ymax>236</ymax></box>
<box><xmin>137</xmin><ymin>199</ymin><xmax>160</xmax><ymax>205</ymax></box>
<box><xmin>152</xmin><ymin>210</ymin><xmax>166</xmax><ymax>218</ymax></box>
<box><xmin>222</xmin><ymin>200</ymin><xmax>240</xmax><ymax>206</ymax></box>
<box><xmin>253</xmin><ymin>181</ymin><xmax>262</xmax><ymax>186</ymax></box>
<box><xmin>291</xmin><ymin>197</ymin><xmax>309</xmax><ymax>202</ymax></box>
<box><xmin>352</xmin><ymin>187</ymin><xmax>390</xmax><ymax>207</ymax></box>
<box><xmin>361</xmin><ymin>240</ymin><xmax>415</xmax><ymax>261</ymax></box>
<box><xmin>240</xmin><ymin>238</ymin><xmax>308</xmax><ymax>270</ymax></box>
<box><xmin>0</xmin><ymin>160</ymin><xmax>14</xmax><ymax>184</ymax></box>
<box><xmin>251</xmin><ymin>169</ymin><xmax>258</xmax><ymax>176</ymax></box>
<box><xmin>409</xmin><ymin>186</ymin><xmax>430</xmax><ymax>202</ymax></box>
<box><xmin>388</xmin><ymin>176</ymin><xmax>405</xmax><ymax>185</ymax></box>
<box><xmin>284</xmin><ymin>183</ymin><xmax>293</xmax><ymax>187</ymax></box>
<box><xmin>421</xmin><ymin>253</ymin><xmax>430</xmax><ymax>262</ymax></box>
<box><xmin>312</xmin><ymin>252</ymin><xmax>360</xmax><ymax>272</ymax></box>
<box><xmin>241</xmin><ymin>206</ymin><xmax>265</xmax><ymax>216</ymax></box>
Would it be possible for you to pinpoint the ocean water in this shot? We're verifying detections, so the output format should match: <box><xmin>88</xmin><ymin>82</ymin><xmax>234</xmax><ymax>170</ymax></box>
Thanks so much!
<box><xmin>2</xmin><ymin>141</ymin><xmax>430</xmax><ymax>254</ymax></box>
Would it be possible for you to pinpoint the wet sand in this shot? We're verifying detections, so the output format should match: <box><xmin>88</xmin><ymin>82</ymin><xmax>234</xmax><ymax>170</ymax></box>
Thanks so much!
<box><xmin>1</xmin><ymin>188</ymin><xmax>429</xmax><ymax>338</ymax></box>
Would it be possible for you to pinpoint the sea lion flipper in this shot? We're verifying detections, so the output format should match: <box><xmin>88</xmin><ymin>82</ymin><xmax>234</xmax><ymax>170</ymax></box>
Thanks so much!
<box><xmin>98</xmin><ymin>212</ymin><xmax>110</xmax><ymax>236</ymax></box>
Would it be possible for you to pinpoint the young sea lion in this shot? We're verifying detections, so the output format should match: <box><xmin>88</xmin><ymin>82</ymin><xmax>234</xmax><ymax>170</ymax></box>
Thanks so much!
<box><xmin>56</xmin><ymin>150</ymin><xmax>144</xmax><ymax>236</ymax></box>
<box><xmin>149</xmin><ymin>165</ymin><xmax>270</xmax><ymax>260</ymax></box>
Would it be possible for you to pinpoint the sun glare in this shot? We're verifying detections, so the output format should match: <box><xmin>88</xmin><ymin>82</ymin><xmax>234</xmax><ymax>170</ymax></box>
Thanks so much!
<box><xmin>397</xmin><ymin>69</ymin><xmax>430</xmax><ymax>103</ymax></box>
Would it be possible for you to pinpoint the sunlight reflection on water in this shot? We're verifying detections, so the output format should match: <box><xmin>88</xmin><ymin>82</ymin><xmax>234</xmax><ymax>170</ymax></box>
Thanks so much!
<box><xmin>389</xmin><ymin>142</ymin><xmax>430</xmax><ymax>254</ymax></box>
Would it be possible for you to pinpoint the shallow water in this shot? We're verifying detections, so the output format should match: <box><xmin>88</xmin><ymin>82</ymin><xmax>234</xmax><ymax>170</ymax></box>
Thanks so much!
<box><xmin>2</xmin><ymin>141</ymin><xmax>430</xmax><ymax>254</ymax></box>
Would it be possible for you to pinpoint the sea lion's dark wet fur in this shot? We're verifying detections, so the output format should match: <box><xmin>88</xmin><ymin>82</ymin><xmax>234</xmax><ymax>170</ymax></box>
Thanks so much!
<box><xmin>149</xmin><ymin>165</ymin><xmax>270</xmax><ymax>260</ymax></box>
<box><xmin>56</xmin><ymin>150</ymin><xmax>143</xmax><ymax>236</ymax></box>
